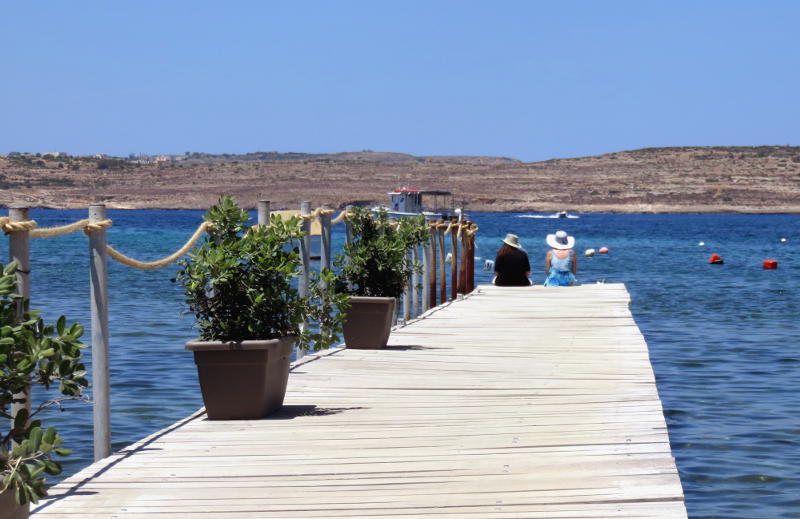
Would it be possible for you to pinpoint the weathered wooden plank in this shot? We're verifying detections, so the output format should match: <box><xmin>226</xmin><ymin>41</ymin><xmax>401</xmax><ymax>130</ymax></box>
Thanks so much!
<box><xmin>33</xmin><ymin>284</ymin><xmax>686</xmax><ymax>518</ymax></box>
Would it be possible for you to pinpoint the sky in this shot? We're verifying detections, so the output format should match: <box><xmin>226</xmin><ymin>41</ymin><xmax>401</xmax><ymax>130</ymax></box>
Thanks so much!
<box><xmin>1</xmin><ymin>1</ymin><xmax>798</xmax><ymax>162</ymax></box>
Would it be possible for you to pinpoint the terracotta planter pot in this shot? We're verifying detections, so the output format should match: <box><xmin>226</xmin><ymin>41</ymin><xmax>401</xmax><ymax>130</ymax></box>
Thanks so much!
<box><xmin>185</xmin><ymin>336</ymin><xmax>295</xmax><ymax>420</ymax></box>
<box><xmin>0</xmin><ymin>488</ymin><xmax>29</xmax><ymax>519</ymax></box>
<box><xmin>343</xmin><ymin>296</ymin><xmax>397</xmax><ymax>349</ymax></box>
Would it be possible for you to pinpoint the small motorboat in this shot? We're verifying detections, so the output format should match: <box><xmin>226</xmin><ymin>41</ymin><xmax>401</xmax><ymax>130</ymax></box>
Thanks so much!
<box><xmin>372</xmin><ymin>188</ymin><xmax>464</xmax><ymax>219</ymax></box>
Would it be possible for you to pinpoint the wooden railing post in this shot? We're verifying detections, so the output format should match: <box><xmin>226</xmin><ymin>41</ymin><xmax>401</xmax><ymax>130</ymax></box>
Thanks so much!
<box><xmin>411</xmin><ymin>246</ymin><xmax>419</xmax><ymax>318</ymax></box>
<box><xmin>421</xmin><ymin>240</ymin><xmax>430</xmax><ymax>313</ymax></box>
<box><xmin>344</xmin><ymin>205</ymin><xmax>354</xmax><ymax>247</ymax></box>
<box><xmin>342</xmin><ymin>205</ymin><xmax>354</xmax><ymax>292</ymax></box>
<box><xmin>450</xmin><ymin>227</ymin><xmax>458</xmax><ymax>301</ymax></box>
<box><xmin>8</xmin><ymin>207</ymin><xmax>31</xmax><ymax>434</ymax></box>
<box><xmin>469</xmin><ymin>227</ymin><xmax>476</xmax><ymax>292</ymax></box>
<box><xmin>298</xmin><ymin>201</ymin><xmax>311</xmax><ymax>358</ymax></box>
<box><xmin>429</xmin><ymin>224</ymin><xmax>437</xmax><ymax>308</ymax></box>
<box><xmin>88</xmin><ymin>204</ymin><xmax>111</xmax><ymax>460</ymax></box>
<box><xmin>320</xmin><ymin>204</ymin><xmax>332</xmax><ymax>273</ymax></box>
<box><xmin>438</xmin><ymin>226</ymin><xmax>446</xmax><ymax>303</ymax></box>
<box><xmin>257</xmin><ymin>199</ymin><xmax>271</xmax><ymax>226</ymax></box>
<box><xmin>458</xmin><ymin>228</ymin><xmax>467</xmax><ymax>295</ymax></box>
<box><xmin>403</xmin><ymin>250</ymin><xmax>411</xmax><ymax>322</ymax></box>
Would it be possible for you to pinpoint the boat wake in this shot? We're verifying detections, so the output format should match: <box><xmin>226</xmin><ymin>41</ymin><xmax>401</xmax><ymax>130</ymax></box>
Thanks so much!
<box><xmin>517</xmin><ymin>214</ymin><xmax>580</xmax><ymax>219</ymax></box>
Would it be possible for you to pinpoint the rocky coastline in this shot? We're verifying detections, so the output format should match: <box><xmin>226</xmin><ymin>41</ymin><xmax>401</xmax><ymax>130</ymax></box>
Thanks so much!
<box><xmin>2</xmin><ymin>146</ymin><xmax>799</xmax><ymax>213</ymax></box>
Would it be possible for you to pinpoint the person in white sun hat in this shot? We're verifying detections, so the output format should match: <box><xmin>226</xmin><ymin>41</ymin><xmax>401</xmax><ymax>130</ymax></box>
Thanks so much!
<box><xmin>492</xmin><ymin>233</ymin><xmax>532</xmax><ymax>286</ymax></box>
<box><xmin>544</xmin><ymin>230</ymin><xmax>578</xmax><ymax>286</ymax></box>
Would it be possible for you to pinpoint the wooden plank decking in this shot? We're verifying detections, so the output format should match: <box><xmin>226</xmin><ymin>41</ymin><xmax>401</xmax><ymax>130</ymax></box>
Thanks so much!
<box><xmin>33</xmin><ymin>284</ymin><xmax>687</xmax><ymax>518</ymax></box>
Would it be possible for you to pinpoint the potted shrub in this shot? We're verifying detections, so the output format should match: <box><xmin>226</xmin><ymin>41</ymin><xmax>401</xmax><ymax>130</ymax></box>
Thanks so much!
<box><xmin>0</xmin><ymin>262</ymin><xmax>89</xmax><ymax>517</ymax></box>
<box><xmin>175</xmin><ymin>196</ymin><xmax>347</xmax><ymax>420</ymax></box>
<box><xmin>335</xmin><ymin>207</ymin><xmax>429</xmax><ymax>349</ymax></box>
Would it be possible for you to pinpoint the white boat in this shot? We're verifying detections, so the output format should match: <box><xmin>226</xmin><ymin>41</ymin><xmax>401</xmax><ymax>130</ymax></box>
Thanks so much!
<box><xmin>372</xmin><ymin>188</ymin><xmax>463</xmax><ymax>219</ymax></box>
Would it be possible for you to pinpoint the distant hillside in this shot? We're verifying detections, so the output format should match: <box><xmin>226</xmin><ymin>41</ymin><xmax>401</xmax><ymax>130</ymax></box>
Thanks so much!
<box><xmin>1</xmin><ymin>146</ymin><xmax>799</xmax><ymax>212</ymax></box>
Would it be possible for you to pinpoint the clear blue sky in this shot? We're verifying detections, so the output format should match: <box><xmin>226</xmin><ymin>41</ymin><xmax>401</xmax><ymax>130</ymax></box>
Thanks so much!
<box><xmin>1</xmin><ymin>1</ymin><xmax>798</xmax><ymax>162</ymax></box>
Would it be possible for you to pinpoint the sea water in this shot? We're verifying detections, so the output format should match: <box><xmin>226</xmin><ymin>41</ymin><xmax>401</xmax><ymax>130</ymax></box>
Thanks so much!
<box><xmin>2</xmin><ymin>210</ymin><xmax>798</xmax><ymax>519</ymax></box>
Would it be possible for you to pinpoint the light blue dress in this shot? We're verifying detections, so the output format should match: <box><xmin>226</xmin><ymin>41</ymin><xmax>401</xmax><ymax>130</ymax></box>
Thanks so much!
<box><xmin>544</xmin><ymin>251</ymin><xmax>578</xmax><ymax>286</ymax></box>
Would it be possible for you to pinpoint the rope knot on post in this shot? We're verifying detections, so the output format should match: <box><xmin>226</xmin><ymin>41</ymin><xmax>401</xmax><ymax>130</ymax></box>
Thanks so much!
<box><xmin>83</xmin><ymin>219</ymin><xmax>113</xmax><ymax>235</ymax></box>
<box><xmin>0</xmin><ymin>216</ymin><xmax>38</xmax><ymax>234</ymax></box>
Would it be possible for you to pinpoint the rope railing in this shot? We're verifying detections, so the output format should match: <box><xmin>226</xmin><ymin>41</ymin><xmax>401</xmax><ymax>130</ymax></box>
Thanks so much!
<box><xmin>330</xmin><ymin>211</ymin><xmax>350</xmax><ymax>225</ymax></box>
<box><xmin>31</xmin><ymin>219</ymin><xmax>91</xmax><ymax>238</ymax></box>
<box><xmin>3</xmin><ymin>209</ymin><xmax>477</xmax><ymax>272</ymax></box>
<box><xmin>3</xmin><ymin>202</ymin><xmax>477</xmax><ymax>463</ymax></box>
<box><xmin>103</xmin><ymin>221</ymin><xmax>212</xmax><ymax>270</ymax></box>
<box><xmin>83</xmin><ymin>219</ymin><xmax>113</xmax><ymax>235</ymax></box>
<box><xmin>0</xmin><ymin>216</ymin><xmax>38</xmax><ymax>234</ymax></box>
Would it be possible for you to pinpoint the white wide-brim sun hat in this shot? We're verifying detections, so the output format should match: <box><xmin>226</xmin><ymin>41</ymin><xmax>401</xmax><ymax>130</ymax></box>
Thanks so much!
<box><xmin>546</xmin><ymin>230</ymin><xmax>575</xmax><ymax>250</ymax></box>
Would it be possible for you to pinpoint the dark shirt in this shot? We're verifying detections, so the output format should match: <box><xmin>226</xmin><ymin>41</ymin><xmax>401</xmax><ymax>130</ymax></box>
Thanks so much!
<box><xmin>494</xmin><ymin>248</ymin><xmax>531</xmax><ymax>286</ymax></box>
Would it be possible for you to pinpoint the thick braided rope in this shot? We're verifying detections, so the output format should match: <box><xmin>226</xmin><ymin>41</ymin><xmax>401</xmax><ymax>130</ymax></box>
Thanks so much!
<box><xmin>101</xmin><ymin>221</ymin><xmax>211</xmax><ymax>270</ymax></box>
<box><xmin>30</xmin><ymin>219</ymin><xmax>91</xmax><ymax>238</ymax></box>
<box><xmin>83</xmin><ymin>219</ymin><xmax>114</xmax><ymax>234</ymax></box>
<box><xmin>299</xmin><ymin>207</ymin><xmax>336</xmax><ymax>220</ymax></box>
<box><xmin>0</xmin><ymin>217</ymin><xmax>38</xmax><ymax>233</ymax></box>
<box><xmin>442</xmin><ymin>222</ymin><xmax>455</xmax><ymax>235</ymax></box>
<box><xmin>330</xmin><ymin>211</ymin><xmax>349</xmax><ymax>224</ymax></box>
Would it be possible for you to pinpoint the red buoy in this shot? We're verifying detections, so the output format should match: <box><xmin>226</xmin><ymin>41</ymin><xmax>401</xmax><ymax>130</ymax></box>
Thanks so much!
<box><xmin>763</xmin><ymin>260</ymin><xmax>778</xmax><ymax>270</ymax></box>
<box><xmin>709</xmin><ymin>254</ymin><xmax>724</xmax><ymax>265</ymax></box>
<box><xmin>598</xmin><ymin>247</ymin><xmax>609</xmax><ymax>254</ymax></box>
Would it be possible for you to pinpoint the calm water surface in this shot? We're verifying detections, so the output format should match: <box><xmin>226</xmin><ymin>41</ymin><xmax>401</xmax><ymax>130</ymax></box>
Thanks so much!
<box><xmin>3</xmin><ymin>210</ymin><xmax>798</xmax><ymax>519</ymax></box>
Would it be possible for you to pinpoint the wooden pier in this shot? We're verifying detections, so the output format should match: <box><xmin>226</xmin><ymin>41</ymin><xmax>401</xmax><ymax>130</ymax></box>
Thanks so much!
<box><xmin>32</xmin><ymin>284</ymin><xmax>687</xmax><ymax>518</ymax></box>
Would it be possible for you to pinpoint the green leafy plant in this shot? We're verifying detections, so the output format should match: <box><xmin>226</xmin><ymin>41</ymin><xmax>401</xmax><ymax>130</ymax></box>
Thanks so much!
<box><xmin>0</xmin><ymin>262</ymin><xmax>89</xmax><ymax>505</ymax></box>
<box><xmin>335</xmin><ymin>207</ymin><xmax>429</xmax><ymax>298</ymax></box>
<box><xmin>174</xmin><ymin>195</ymin><xmax>348</xmax><ymax>350</ymax></box>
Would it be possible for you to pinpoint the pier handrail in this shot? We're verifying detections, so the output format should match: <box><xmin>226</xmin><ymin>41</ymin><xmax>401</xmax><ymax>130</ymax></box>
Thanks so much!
<box><xmin>3</xmin><ymin>202</ymin><xmax>478</xmax><ymax>462</ymax></box>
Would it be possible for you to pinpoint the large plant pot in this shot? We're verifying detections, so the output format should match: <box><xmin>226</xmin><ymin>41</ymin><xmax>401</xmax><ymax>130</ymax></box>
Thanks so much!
<box><xmin>343</xmin><ymin>296</ymin><xmax>396</xmax><ymax>349</ymax></box>
<box><xmin>185</xmin><ymin>336</ymin><xmax>295</xmax><ymax>420</ymax></box>
<box><xmin>0</xmin><ymin>488</ymin><xmax>29</xmax><ymax>519</ymax></box>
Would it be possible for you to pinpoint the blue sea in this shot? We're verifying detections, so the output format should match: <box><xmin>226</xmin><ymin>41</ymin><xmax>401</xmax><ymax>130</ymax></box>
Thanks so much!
<box><xmin>3</xmin><ymin>210</ymin><xmax>799</xmax><ymax>519</ymax></box>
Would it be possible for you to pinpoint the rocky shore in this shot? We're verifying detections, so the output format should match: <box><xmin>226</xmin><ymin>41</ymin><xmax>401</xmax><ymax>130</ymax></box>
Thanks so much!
<box><xmin>2</xmin><ymin>146</ymin><xmax>800</xmax><ymax>213</ymax></box>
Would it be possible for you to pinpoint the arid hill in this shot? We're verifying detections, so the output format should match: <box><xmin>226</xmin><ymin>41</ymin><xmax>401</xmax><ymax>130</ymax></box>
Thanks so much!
<box><xmin>2</xmin><ymin>146</ymin><xmax>800</xmax><ymax>212</ymax></box>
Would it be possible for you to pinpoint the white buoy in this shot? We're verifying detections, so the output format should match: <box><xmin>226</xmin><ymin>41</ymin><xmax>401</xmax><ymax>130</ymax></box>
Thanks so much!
<box><xmin>584</xmin><ymin>248</ymin><xmax>596</xmax><ymax>257</ymax></box>
<box><xmin>780</xmin><ymin>238</ymin><xmax>787</xmax><ymax>243</ymax></box>
<box><xmin>445</xmin><ymin>252</ymin><xmax>453</xmax><ymax>264</ymax></box>
<box><xmin>698</xmin><ymin>241</ymin><xmax>705</xmax><ymax>246</ymax></box>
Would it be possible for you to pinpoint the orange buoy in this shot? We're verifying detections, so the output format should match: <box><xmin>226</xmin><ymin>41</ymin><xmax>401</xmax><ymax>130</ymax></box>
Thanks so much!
<box><xmin>598</xmin><ymin>247</ymin><xmax>609</xmax><ymax>254</ymax></box>
<box><xmin>763</xmin><ymin>260</ymin><xmax>778</xmax><ymax>270</ymax></box>
<box><xmin>709</xmin><ymin>254</ymin><xmax>724</xmax><ymax>265</ymax></box>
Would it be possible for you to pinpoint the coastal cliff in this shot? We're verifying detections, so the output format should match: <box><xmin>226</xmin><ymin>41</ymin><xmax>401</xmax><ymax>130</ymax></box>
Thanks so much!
<box><xmin>2</xmin><ymin>146</ymin><xmax>799</xmax><ymax>212</ymax></box>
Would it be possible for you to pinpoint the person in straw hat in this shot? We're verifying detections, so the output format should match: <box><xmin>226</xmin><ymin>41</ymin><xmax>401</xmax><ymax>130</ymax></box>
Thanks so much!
<box><xmin>493</xmin><ymin>233</ymin><xmax>532</xmax><ymax>286</ymax></box>
<box><xmin>544</xmin><ymin>230</ymin><xmax>578</xmax><ymax>286</ymax></box>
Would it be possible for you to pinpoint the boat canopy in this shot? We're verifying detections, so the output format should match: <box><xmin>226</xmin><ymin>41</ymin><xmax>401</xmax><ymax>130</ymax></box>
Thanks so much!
<box><xmin>386</xmin><ymin>189</ymin><xmax>453</xmax><ymax>214</ymax></box>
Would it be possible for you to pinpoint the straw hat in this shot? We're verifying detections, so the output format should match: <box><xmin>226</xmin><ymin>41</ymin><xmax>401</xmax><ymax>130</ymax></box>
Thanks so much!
<box><xmin>502</xmin><ymin>233</ymin><xmax>524</xmax><ymax>250</ymax></box>
<box><xmin>546</xmin><ymin>230</ymin><xmax>575</xmax><ymax>250</ymax></box>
